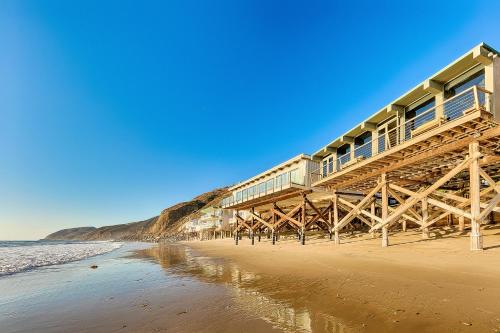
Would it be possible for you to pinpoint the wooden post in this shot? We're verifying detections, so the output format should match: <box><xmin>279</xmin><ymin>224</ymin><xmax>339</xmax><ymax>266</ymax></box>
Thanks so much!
<box><xmin>328</xmin><ymin>204</ymin><xmax>333</xmax><ymax>240</ymax></box>
<box><xmin>381</xmin><ymin>174</ymin><xmax>389</xmax><ymax>247</ymax></box>
<box><xmin>370</xmin><ymin>200</ymin><xmax>376</xmax><ymax>238</ymax></box>
<box><xmin>333</xmin><ymin>194</ymin><xmax>340</xmax><ymax>245</ymax></box>
<box><xmin>272</xmin><ymin>208</ymin><xmax>276</xmax><ymax>245</ymax></box>
<box><xmin>301</xmin><ymin>195</ymin><xmax>306</xmax><ymax>245</ymax></box>
<box><xmin>402</xmin><ymin>219</ymin><xmax>407</xmax><ymax>232</ymax></box>
<box><xmin>251</xmin><ymin>208</ymin><xmax>255</xmax><ymax>245</ymax></box>
<box><xmin>235</xmin><ymin>211</ymin><xmax>239</xmax><ymax>245</ymax></box>
<box><xmin>469</xmin><ymin>141</ymin><xmax>483</xmax><ymax>250</ymax></box>
<box><xmin>459</xmin><ymin>216</ymin><xmax>465</xmax><ymax>231</ymax></box>
<box><xmin>422</xmin><ymin>198</ymin><xmax>430</xmax><ymax>239</ymax></box>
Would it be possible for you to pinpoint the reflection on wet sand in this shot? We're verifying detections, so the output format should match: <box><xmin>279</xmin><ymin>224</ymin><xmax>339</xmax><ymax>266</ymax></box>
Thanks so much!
<box><xmin>135</xmin><ymin>244</ymin><xmax>353</xmax><ymax>333</ymax></box>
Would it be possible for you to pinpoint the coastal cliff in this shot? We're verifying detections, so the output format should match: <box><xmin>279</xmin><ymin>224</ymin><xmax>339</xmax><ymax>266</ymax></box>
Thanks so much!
<box><xmin>45</xmin><ymin>188</ymin><xmax>228</xmax><ymax>241</ymax></box>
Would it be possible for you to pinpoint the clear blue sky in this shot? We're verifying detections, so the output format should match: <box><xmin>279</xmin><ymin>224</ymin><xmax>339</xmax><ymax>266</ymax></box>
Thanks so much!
<box><xmin>1</xmin><ymin>0</ymin><xmax>500</xmax><ymax>240</ymax></box>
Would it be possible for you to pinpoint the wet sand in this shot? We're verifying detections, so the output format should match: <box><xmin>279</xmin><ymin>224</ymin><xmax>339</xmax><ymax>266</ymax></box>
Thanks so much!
<box><xmin>0</xmin><ymin>243</ymin><xmax>281</xmax><ymax>333</ymax></box>
<box><xmin>2</xmin><ymin>226</ymin><xmax>500</xmax><ymax>333</ymax></box>
<box><xmin>185</xmin><ymin>225</ymin><xmax>500</xmax><ymax>332</ymax></box>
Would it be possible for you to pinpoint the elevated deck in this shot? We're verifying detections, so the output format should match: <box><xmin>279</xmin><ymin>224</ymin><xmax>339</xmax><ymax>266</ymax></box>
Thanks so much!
<box><xmin>312</xmin><ymin>87</ymin><xmax>499</xmax><ymax>193</ymax></box>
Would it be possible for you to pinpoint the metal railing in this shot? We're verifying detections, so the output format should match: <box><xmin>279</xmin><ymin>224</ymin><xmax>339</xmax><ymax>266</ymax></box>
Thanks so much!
<box><xmin>221</xmin><ymin>168</ymin><xmax>310</xmax><ymax>208</ymax></box>
<box><xmin>311</xmin><ymin>85</ymin><xmax>492</xmax><ymax>182</ymax></box>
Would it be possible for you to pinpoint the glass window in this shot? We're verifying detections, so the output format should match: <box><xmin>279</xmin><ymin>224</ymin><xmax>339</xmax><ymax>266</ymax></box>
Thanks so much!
<box><xmin>266</xmin><ymin>179</ymin><xmax>274</xmax><ymax>192</ymax></box>
<box><xmin>446</xmin><ymin>69</ymin><xmax>485</xmax><ymax>98</ymax></box>
<box><xmin>337</xmin><ymin>144</ymin><xmax>351</xmax><ymax>165</ymax></box>
<box><xmin>405</xmin><ymin>98</ymin><xmax>435</xmax><ymax>120</ymax></box>
<box><xmin>248</xmin><ymin>186</ymin><xmax>254</xmax><ymax>197</ymax></box>
<box><xmin>275</xmin><ymin>174</ymin><xmax>282</xmax><ymax>189</ymax></box>
<box><xmin>354</xmin><ymin>132</ymin><xmax>372</xmax><ymax>158</ymax></box>
<box><xmin>328</xmin><ymin>156</ymin><xmax>334</xmax><ymax>173</ymax></box>
<box><xmin>259</xmin><ymin>182</ymin><xmax>266</xmax><ymax>194</ymax></box>
<box><xmin>322</xmin><ymin>160</ymin><xmax>327</xmax><ymax>176</ymax></box>
<box><xmin>242</xmin><ymin>189</ymin><xmax>247</xmax><ymax>201</ymax></box>
<box><xmin>290</xmin><ymin>168</ymin><xmax>302</xmax><ymax>184</ymax></box>
<box><xmin>282</xmin><ymin>172</ymin><xmax>289</xmax><ymax>185</ymax></box>
<box><xmin>236</xmin><ymin>191</ymin><xmax>242</xmax><ymax>201</ymax></box>
<box><xmin>405</xmin><ymin>98</ymin><xmax>436</xmax><ymax>135</ymax></box>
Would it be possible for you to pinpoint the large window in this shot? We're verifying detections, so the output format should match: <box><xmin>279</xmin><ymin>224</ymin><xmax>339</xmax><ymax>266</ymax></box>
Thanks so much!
<box><xmin>337</xmin><ymin>144</ymin><xmax>351</xmax><ymax>165</ymax></box>
<box><xmin>266</xmin><ymin>179</ymin><xmax>274</xmax><ymax>192</ymax></box>
<box><xmin>445</xmin><ymin>69</ymin><xmax>485</xmax><ymax>98</ymax></box>
<box><xmin>354</xmin><ymin>132</ymin><xmax>372</xmax><ymax>158</ymax></box>
<box><xmin>275</xmin><ymin>174</ymin><xmax>282</xmax><ymax>189</ymax></box>
<box><xmin>259</xmin><ymin>182</ymin><xmax>266</xmax><ymax>194</ymax></box>
<box><xmin>322</xmin><ymin>160</ymin><xmax>328</xmax><ymax>176</ymax></box>
<box><xmin>242</xmin><ymin>189</ymin><xmax>247</xmax><ymax>201</ymax></box>
<box><xmin>248</xmin><ymin>186</ymin><xmax>254</xmax><ymax>197</ymax></box>
<box><xmin>405</xmin><ymin>97</ymin><xmax>436</xmax><ymax>138</ymax></box>
<box><xmin>328</xmin><ymin>156</ymin><xmax>334</xmax><ymax>173</ymax></box>
<box><xmin>281</xmin><ymin>172</ymin><xmax>290</xmax><ymax>186</ymax></box>
<box><xmin>444</xmin><ymin>69</ymin><xmax>485</xmax><ymax>120</ymax></box>
<box><xmin>236</xmin><ymin>191</ymin><xmax>242</xmax><ymax>202</ymax></box>
<box><xmin>290</xmin><ymin>168</ymin><xmax>302</xmax><ymax>185</ymax></box>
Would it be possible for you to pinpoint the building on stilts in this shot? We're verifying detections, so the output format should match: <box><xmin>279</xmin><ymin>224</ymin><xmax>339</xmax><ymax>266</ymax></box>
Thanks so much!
<box><xmin>222</xmin><ymin>42</ymin><xmax>500</xmax><ymax>250</ymax></box>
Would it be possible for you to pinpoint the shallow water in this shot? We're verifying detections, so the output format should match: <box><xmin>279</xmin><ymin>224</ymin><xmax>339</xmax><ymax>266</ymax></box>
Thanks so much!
<box><xmin>0</xmin><ymin>240</ymin><xmax>122</xmax><ymax>276</ymax></box>
<box><xmin>136</xmin><ymin>243</ymin><xmax>357</xmax><ymax>333</ymax></box>
<box><xmin>0</xmin><ymin>242</ymin><xmax>357</xmax><ymax>333</ymax></box>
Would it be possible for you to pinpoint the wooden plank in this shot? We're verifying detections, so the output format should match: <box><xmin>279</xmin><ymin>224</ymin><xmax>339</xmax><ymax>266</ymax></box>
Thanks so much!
<box><xmin>249</xmin><ymin>211</ymin><xmax>274</xmax><ymax>230</ymax></box>
<box><xmin>333</xmin><ymin>181</ymin><xmax>384</xmax><ymax>232</ymax></box>
<box><xmin>273</xmin><ymin>204</ymin><xmax>302</xmax><ymax>229</ymax></box>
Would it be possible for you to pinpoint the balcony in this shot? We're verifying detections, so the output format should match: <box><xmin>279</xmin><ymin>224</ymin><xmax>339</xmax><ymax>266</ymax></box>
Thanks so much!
<box><xmin>313</xmin><ymin>85</ymin><xmax>492</xmax><ymax>181</ymax></box>
<box><xmin>221</xmin><ymin>167</ymin><xmax>320</xmax><ymax>209</ymax></box>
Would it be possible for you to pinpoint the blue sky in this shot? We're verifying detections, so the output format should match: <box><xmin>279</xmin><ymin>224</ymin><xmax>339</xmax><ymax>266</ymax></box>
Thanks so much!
<box><xmin>1</xmin><ymin>0</ymin><xmax>500</xmax><ymax>240</ymax></box>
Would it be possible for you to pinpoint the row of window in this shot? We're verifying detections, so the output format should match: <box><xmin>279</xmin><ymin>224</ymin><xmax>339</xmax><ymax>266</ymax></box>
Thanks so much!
<box><xmin>321</xmin><ymin>70</ymin><xmax>486</xmax><ymax>177</ymax></box>
<box><xmin>223</xmin><ymin>168</ymin><xmax>303</xmax><ymax>205</ymax></box>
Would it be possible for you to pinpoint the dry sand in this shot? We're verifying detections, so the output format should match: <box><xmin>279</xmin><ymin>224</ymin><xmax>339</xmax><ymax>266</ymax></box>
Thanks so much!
<box><xmin>184</xmin><ymin>225</ymin><xmax>500</xmax><ymax>332</ymax></box>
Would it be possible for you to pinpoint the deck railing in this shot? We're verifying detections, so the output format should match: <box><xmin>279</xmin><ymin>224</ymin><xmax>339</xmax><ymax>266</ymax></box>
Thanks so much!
<box><xmin>221</xmin><ymin>168</ymin><xmax>312</xmax><ymax>208</ymax></box>
<box><xmin>312</xmin><ymin>85</ymin><xmax>492</xmax><ymax>182</ymax></box>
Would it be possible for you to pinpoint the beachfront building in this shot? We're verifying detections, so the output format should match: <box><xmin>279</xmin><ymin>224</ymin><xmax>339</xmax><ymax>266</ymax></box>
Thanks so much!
<box><xmin>183</xmin><ymin>206</ymin><xmax>237</xmax><ymax>240</ymax></box>
<box><xmin>223</xmin><ymin>42</ymin><xmax>500</xmax><ymax>250</ymax></box>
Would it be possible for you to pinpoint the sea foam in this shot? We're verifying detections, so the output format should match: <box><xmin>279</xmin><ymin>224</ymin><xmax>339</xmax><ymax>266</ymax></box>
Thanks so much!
<box><xmin>0</xmin><ymin>241</ymin><xmax>122</xmax><ymax>276</ymax></box>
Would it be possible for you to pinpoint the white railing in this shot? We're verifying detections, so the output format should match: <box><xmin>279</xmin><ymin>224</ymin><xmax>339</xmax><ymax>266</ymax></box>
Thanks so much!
<box><xmin>311</xmin><ymin>85</ymin><xmax>492</xmax><ymax>182</ymax></box>
<box><xmin>221</xmin><ymin>168</ymin><xmax>311</xmax><ymax>208</ymax></box>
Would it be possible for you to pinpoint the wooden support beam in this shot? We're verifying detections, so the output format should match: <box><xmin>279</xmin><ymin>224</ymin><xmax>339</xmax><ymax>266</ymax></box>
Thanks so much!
<box><xmin>371</xmin><ymin>156</ymin><xmax>474</xmax><ymax>232</ymax></box>
<box><xmin>334</xmin><ymin>181</ymin><xmax>384</xmax><ymax>232</ymax></box>
<box><xmin>422</xmin><ymin>198</ymin><xmax>430</xmax><ymax>239</ymax></box>
<box><xmin>370</xmin><ymin>200</ymin><xmax>377</xmax><ymax>238</ymax></box>
<box><xmin>333</xmin><ymin>194</ymin><xmax>340</xmax><ymax>244</ymax></box>
<box><xmin>249</xmin><ymin>211</ymin><xmax>274</xmax><ymax>231</ymax></box>
<box><xmin>381</xmin><ymin>173</ymin><xmax>389</xmax><ymax>247</ymax></box>
<box><xmin>387</xmin><ymin>187</ymin><xmax>422</xmax><ymax>221</ymax></box>
<box><xmin>469</xmin><ymin>142</ymin><xmax>483</xmax><ymax>250</ymax></box>
<box><xmin>272</xmin><ymin>204</ymin><xmax>302</xmax><ymax>229</ymax></box>
<box><xmin>338</xmin><ymin>197</ymin><xmax>382</xmax><ymax>223</ymax></box>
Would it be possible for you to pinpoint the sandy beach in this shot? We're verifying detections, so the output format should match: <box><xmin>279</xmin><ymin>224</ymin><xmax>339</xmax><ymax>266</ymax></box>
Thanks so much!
<box><xmin>2</xmin><ymin>227</ymin><xmax>500</xmax><ymax>333</ymax></box>
<box><xmin>185</xmin><ymin>225</ymin><xmax>500</xmax><ymax>332</ymax></box>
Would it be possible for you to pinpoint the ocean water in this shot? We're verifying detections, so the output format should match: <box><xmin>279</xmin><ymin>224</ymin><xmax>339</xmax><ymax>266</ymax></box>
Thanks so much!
<box><xmin>0</xmin><ymin>240</ymin><xmax>123</xmax><ymax>276</ymax></box>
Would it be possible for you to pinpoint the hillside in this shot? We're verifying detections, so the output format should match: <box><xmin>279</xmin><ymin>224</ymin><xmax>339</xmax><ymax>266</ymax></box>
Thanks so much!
<box><xmin>44</xmin><ymin>187</ymin><xmax>229</xmax><ymax>241</ymax></box>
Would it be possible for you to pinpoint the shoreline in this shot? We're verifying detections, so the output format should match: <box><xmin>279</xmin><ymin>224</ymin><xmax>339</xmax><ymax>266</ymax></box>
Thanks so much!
<box><xmin>182</xmin><ymin>226</ymin><xmax>500</xmax><ymax>332</ymax></box>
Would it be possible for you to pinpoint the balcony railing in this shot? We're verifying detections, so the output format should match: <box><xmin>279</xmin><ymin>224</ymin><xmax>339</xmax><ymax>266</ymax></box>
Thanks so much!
<box><xmin>221</xmin><ymin>167</ymin><xmax>318</xmax><ymax>208</ymax></box>
<box><xmin>312</xmin><ymin>85</ymin><xmax>492</xmax><ymax>182</ymax></box>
